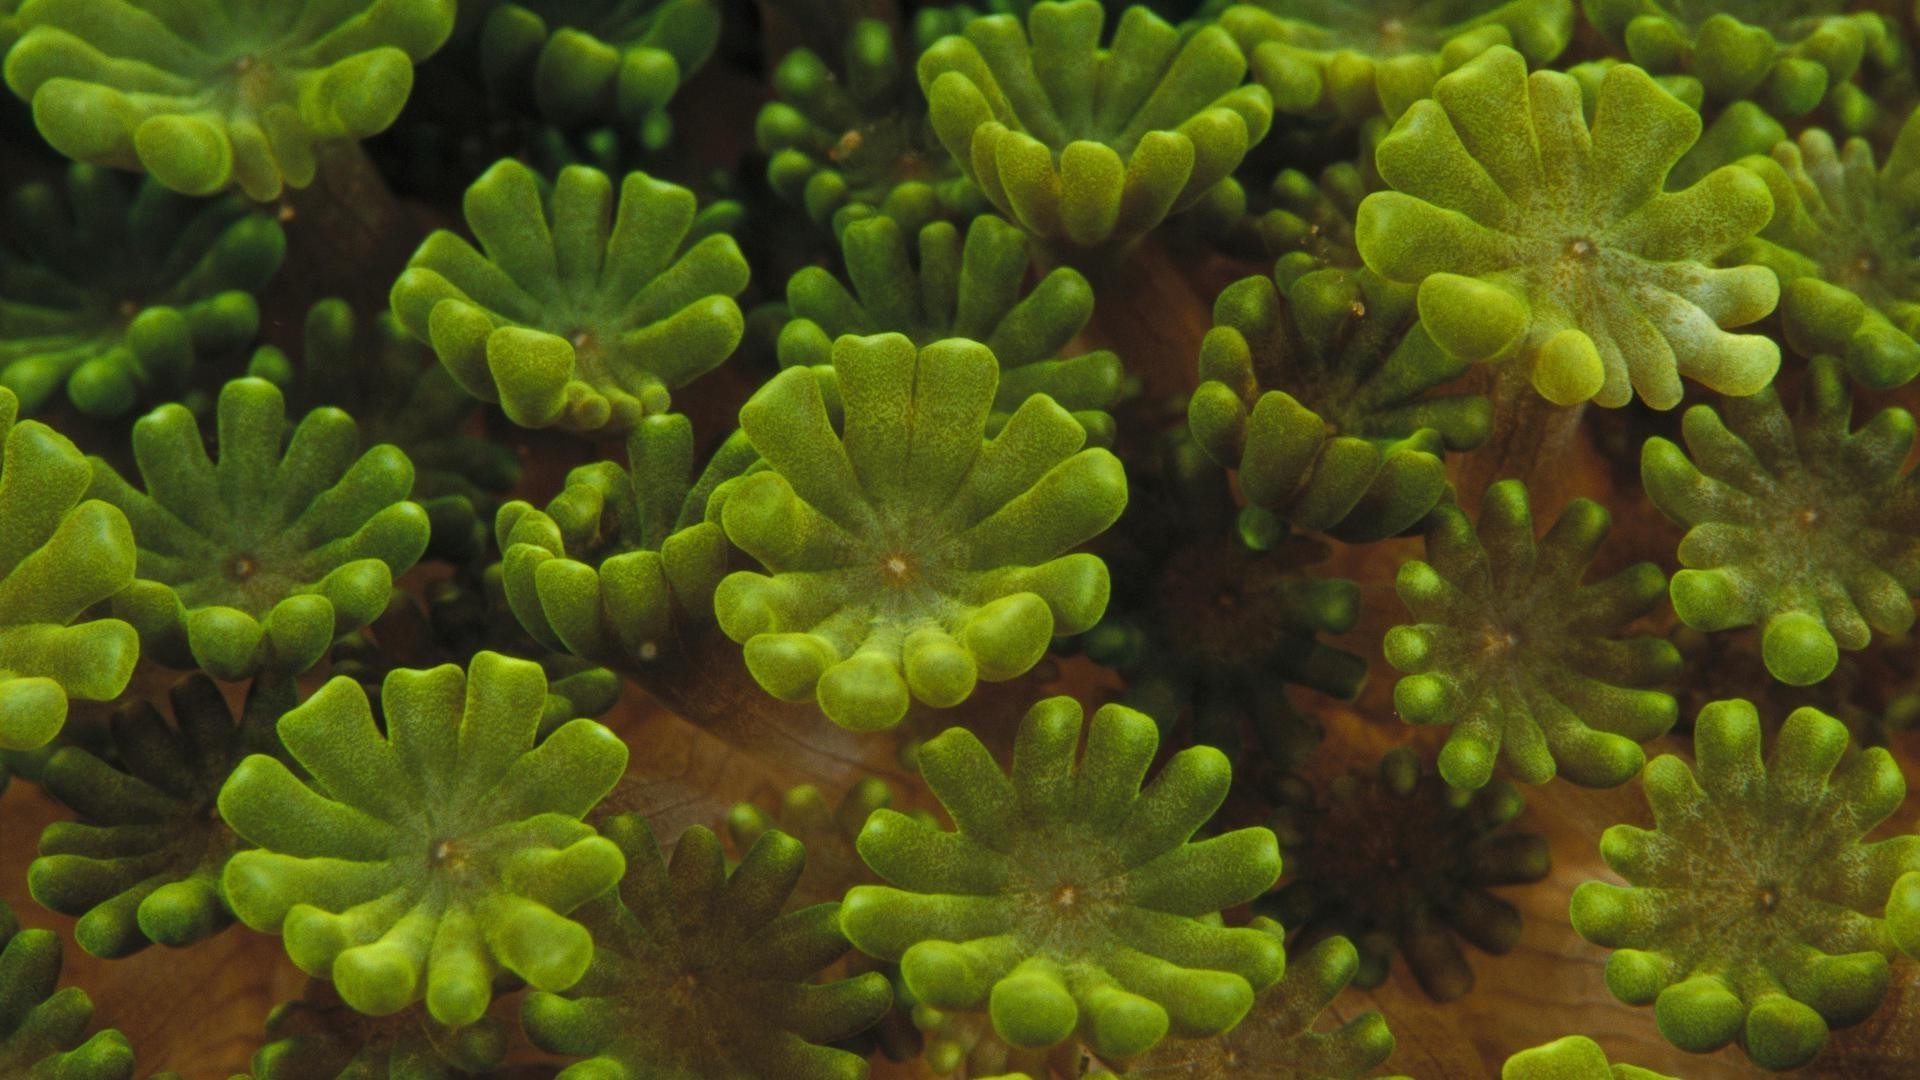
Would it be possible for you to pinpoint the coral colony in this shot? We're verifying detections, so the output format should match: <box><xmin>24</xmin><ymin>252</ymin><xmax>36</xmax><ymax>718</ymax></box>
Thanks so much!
<box><xmin>7</xmin><ymin>1</ymin><xmax>1920</xmax><ymax>1078</ymax></box>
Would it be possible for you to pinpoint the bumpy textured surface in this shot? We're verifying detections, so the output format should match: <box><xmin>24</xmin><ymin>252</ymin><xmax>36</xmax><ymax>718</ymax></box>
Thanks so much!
<box><xmin>1122</xmin><ymin>926</ymin><xmax>1399</xmax><ymax>1079</ymax></box>
<box><xmin>1262</xmin><ymin>747</ymin><xmax>1550</xmax><ymax>1002</ymax></box>
<box><xmin>1190</xmin><ymin>260</ymin><xmax>1490</xmax><ymax>541</ymax></box>
<box><xmin>1583</xmin><ymin>0</ymin><xmax>1897</xmax><ymax>119</ymax></box>
<box><xmin>1735</xmin><ymin>110</ymin><xmax>1920</xmax><ymax>388</ymax></box>
<box><xmin>0</xmin><ymin>383</ymin><xmax>138</xmax><ymax>755</ymax></box>
<box><xmin>716</xmin><ymin>332</ymin><xmax>1126</xmax><ymax>732</ymax></box>
<box><xmin>1220</xmin><ymin>0</ymin><xmax>1575</xmax><ymax>123</ymax></box>
<box><xmin>1355</xmin><ymin>46</ymin><xmax>1781</xmax><ymax>409</ymax></box>
<box><xmin>1385</xmin><ymin>479</ymin><xmax>1680</xmax><ymax>790</ymax></box>
<box><xmin>250</xmin><ymin>986</ymin><xmax>507</xmax><ymax>1080</ymax></box>
<box><xmin>522</xmin><ymin>814</ymin><xmax>893</xmax><ymax>1080</ymax></box>
<box><xmin>1081</xmin><ymin>430</ymin><xmax>1365</xmax><ymax>771</ymax></box>
<box><xmin>759</xmin><ymin>17</ymin><xmax>981</xmax><ymax>235</ymax></box>
<box><xmin>217</xmin><ymin>651</ymin><xmax>630</xmax><ymax>1026</ymax></box>
<box><xmin>478</xmin><ymin>0</ymin><xmax>719</xmax><ymax>148</ymax></box>
<box><xmin>841</xmin><ymin>697</ymin><xmax>1284</xmax><ymax>1059</ymax></box>
<box><xmin>779</xmin><ymin>214</ymin><xmax>1124</xmax><ymax>441</ymax></box>
<box><xmin>87</xmin><ymin>377</ymin><xmax>431</xmax><ymax>680</ymax></box>
<box><xmin>1501</xmin><ymin>1035</ymin><xmax>1677</xmax><ymax>1080</ymax></box>
<box><xmin>0</xmin><ymin>900</ymin><xmax>134</xmax><ymax>1079</ymax></box>
<box><xmin>918</xmin><ymin>0</ymin><xmax>1273</xmax><ymax>255</ymax></box>
<box><xmin>391</xmin><ymin>159</ymin><xmax>749</xmax><ymax>434</ymax></box>
<box><xmin>249</xmin><ymin>299</ymin><xmax>520</xmax><ymax>565</ymax></box>
<box><xmin>1570</xmin><ymin>700</ymin><xmax>1920</xmax><ymax>1071</ymax></box>
<box><xmin>1894</xmin><ymin>870</ymin><xmax>1920</xmax><ymax>960</ymax></box>
<box><xmin>0</xmin><ymin>164</ymin><xmax>282</xmax><ymax>418</ymax></box>
<box><xmin>29</xmin><ymin>675</ymin><xmax>288</xmax><ymax>959</ymax></box>
<box><xmin>4</xmin><ymin>0</ymin><xmax>455</xmax><ymax>200</ymax></box>
<box><xmin>496</xmin><ymin>413</ymin><xmax>744</xmax><ymax>673</ymax></box>
<box><xmin>1642</xmin><ymin>355</ymin><xmax>1920</xmax><ymax>687</ymax></box>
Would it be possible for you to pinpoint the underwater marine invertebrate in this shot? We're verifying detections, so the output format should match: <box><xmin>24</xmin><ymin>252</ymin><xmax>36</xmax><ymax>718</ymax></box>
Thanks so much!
<box><xmin>0</xmin><ymin>163</ymin><xmax>282</xmax><ymax>417</ymax></box>
<box><xmin>1502</xmin><ymin>1035</ymin><xmax>1676</xmax><ymax>1079</ymax></box>
<box><xmin>716</xmin><ymin>332</ymin><xmax>1126</xmax><ymax>732</ymax></box>
<box><xmin>917</xmin><ymin>0</ymin><xmax>1273</xmax><ymax>255</ymax></box>
<box><xmin>1385</xmin><ymin>479</ymin><xmax>1680</xmax><ymax>790</ymax></box>
<box><xmin>249</xmin><ymin>984</ymin><xmax>507</xmax><ymax>1080</ymax></box>
<box><xmin>1355</xmin><ymin>45</ymin><xmax>1781</xmax><ymax>408</ymax></box>
<box><xmin>778</xmin><ymin>214</ymin><xmax>1124</xmax><ymax>440</ymax></box>
<box><xmin>521</xmin><ymin>814</ymin><xmax>893</xmax><ymax>1079</ymax></box>
<box><xmin>390</xmin><ymin>158</ymin><xmax>749</xmax><ymax>434</ymax></box>
<box><xmin>88</xmin><ymin>377</ymin><xmax>431</xmax><ymax>680</ymax></box>
<box><xmin>1261</xmin><ymin>747</ymin><xmax>1549</xmax><ymax>1001</ymax></box>
<box><xmin>4</xmin><ymin>0</ymin><xmax>456</xmax><ymax>199</ymax></box>
<box><xmin>1642</xmin><ymin>355</ymin><xmax>1920</xmax><ymax>686</ymax></box>
<box><xmin>0</xmin><ymin>383</ymin><xmax>138</xmax><ymax>755</ymax></box>
<box><xmin>28</xmin><ymin>674</ymin><xmax>289</xmax><ymax>959</ymax></box>
<box><xmin>841</xmin><ymin>696</ymin><xmax>1284</xmax><ymax>1059</ymax></box>
<box><xmin>0</xmin><ymin>900</ymin><xmax>134</xmax><ymax>1079</ymax></box>
<box><xmin>1570</xmin><ymin>700</ymin><xmax>1920</xmax><ymax>1070</ymax></box>
<box><xmin>217</xmin><ymin>651</ymin><xmax>629</xmax><ymax>1025</ymax></box>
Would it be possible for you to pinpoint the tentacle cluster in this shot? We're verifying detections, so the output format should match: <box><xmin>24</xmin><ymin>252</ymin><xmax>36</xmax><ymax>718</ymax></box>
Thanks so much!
<box><xmin>0</xmin><ymin>900</ymin><xmax>134</xmax><ymax>1079</ymax></box>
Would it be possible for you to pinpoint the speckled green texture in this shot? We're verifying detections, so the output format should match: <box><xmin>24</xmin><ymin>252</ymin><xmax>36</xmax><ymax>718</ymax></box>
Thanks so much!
<box><xmin>1502</xmin><ymin>1035</ymin><xmax>1678</xmax><ymax>1080</ymax></box>
<box><xmin>0</xmin><ymin>899</ymin><xmax>135</xmax><ymax>1079</ymax></box>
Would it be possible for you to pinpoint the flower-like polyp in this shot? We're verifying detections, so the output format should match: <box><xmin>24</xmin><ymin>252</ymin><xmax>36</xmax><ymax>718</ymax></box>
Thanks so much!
<box><xmin>1262</xmin><ymin>747</ymin><xmax>1550</xmax><ymax>1002</ymax></box>
<box><xmin>917</xmin><ymin>0</ymin><xmax>1273</xmax><ymax>256</ymax></box>
<box><xmin>87</xmin><ymin>377</ymin><xmax>430</xmax><ymax>680</ymax></box>
<box><xmin>521</xmin><ymin>814</ymin><xmax>893</xmax><ymax>1079</ymax></box>
<box><xmin>1501</xmin><ymin>1035</ymin><xmax>1676</xmax><ymax>1080</ymax></box>
<box><xmin>1191</xmin><ymin>158</ymin><xmax>1369</xmax><ymax>267</ymax></box>
<box><xmin>496</xmin><ymin>412</ymin><xmax>743</xmax><ymax>672</ymax></box>
<box><xmin>478</xmin><ymin>1</ymin><xmax>719</xmax><ymax>146</ymax></box>
<box><xmin>250</xmin><ymin>987</ymin><xmax>507</xmax><ymax>1080</ymax></box>
<box><xmin>728</xmin><ymin>778</ymin><xmax>902</xmax><ymax>909</ymax></box>
<box><xmin>3</xmin><ymin>0</ymin><xmax>455</xmax><ymax>200</ymax></box>
<box><xmin>250</xmin><ymin>299</ymin><xmax>522</xmax><ymax>564</ymax></box>
<box><xmin>840</xmin><ymin>696</ymin><xmax>1284</xmax><ymax>1059</ymax></box>
<box><xmin>1218</xmin><ymin>0</ymin><xmax>1575</xmax><ymax>123</ymax></box>
<box><xmin>1122</xmin><ymin>925</ymin><xmax>1398</xmax><ymax>1080</ymax></box>
<box><xmin>217</xmin><ymin>651</ymin><xmax>630</xmax><ymax>1026</ymax></box>
<box><xmin>0</xmin><ymin>163</ymin><xmax>283</xmax><ymax>417</ymax></box>
<box><xmin>28</xmin><ymin>674</ymin><xmax>288</xmax><ymax>959</ymax></box>
<box><xmin>0</xmin><ymin>383</ymin><xmax>139</xmax><ymax>755</ymax></box>
<box><xmin>716</xmin><ymin>332</ymin><xmax>1127</xmax><ymax>732</ymax></box>
<box><xmin>1736</xmin><ymin>110</ymin><xmax>1920</xmax><ymax>388</ymax></box>
<box><xmin>1583</xmin><ymin>0</ymin><xmax>1897</xmax><ymax>120</ymax></box>
<box><xmin>779</xmin><ymin>214</ymin><xmax>1124</xmax><ymax>440</ymax></box>
<box><xmin>1641</xmin><ymin>355</ymin><xmax>1920</xmax><ymax>687</ymax></box>
<box><xmin>1569</xmin><ymin>700</ymin><xmax>1920</xmax><ymax>1071</ymax></box>
<box><xmin>0</xmin><ymin>901</ymin><xmax>134</xmax><ymax>1080</ymax></box>
<box><xmin>1894</xmin><ymin>870</ymin><xmax>1920</xmax><ymax>960</ymax></box>
<box><xmin>758</xmin><ymin>17</ymin><xmax>981</xmax><ymax>234</ymax></box>
<box><xmin>1354</xmin><ymin>46</ymin><xmax>1781</xmax><ymax>409</ymax></box>
<box><xmin>1386</xmin><ymin>479</ymin><xmax>1680</xmax><ymax>790</ymax></box>
<box><xmin>1191</xmin><ymin>261</ymin><xmax>1490</xmax><ymax>541</ymax></box>
<box><xmin>391</xmin><ymin>158</ymin><xmax>749</xmax><ymax>434</ymax></box>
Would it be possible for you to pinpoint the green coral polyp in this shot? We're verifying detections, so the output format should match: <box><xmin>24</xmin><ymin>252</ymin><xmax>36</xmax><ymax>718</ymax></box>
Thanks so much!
<box><xmin>391</xmin><ymin>158</ymin><xmax>749</xmax><ymax>434</ymax></box>
<box><xmin>779</xmin><ymin>213</ymin><xmax>1124</xmax><ymax>441</ymax></box>
<box><xmin>217</xmin><ymin>651</ymin><xmax>630</xmax><ymax>1027</ymax></box>
<box><xmin>1642</xmin><ymin>355</ymin><xmax>1920</xmax><ymax>687</ymax></box>
<box><xmin>1735</xmin><ymin>110</ymin><xmax>1920</xmax><ymax>389</ymax></box>
<box><xmin>495</xmin><ymin>412</ymin><xmax>744</xmax><ymax>672</ymax></box>
<box><xmin>918</xmin><ymin>0</ymin><xmax>1274</xmax><ymax>255</ymax></box>
<box><xmin>28</xmin><ymin>675</ymin><xmax>287</xmax><ymax>959</ymax></box>
<box><xmin>1570</xmin><ymin>700</ymin><xmax>1920</xmax><ymax>1071</ymax></box>
<box><xmin>522</xmin><ymin>815</ymin><xmax>893</xmax><ymax>1080</ymax></box>
<box><xmin>0</xmin><ymin>383</ymin><xmax>139</xmax><ymax>755</ymax></box>
<box><xmin>841</xmin><ymin>696</ymin><xmax>1284</xmax><ymax>1059</ymax></box>
<box><xmin>1502</xmin><ymin>1035</ymin><xmax>1677</xmax><ymax>1080</ymax></box>
<box><xmin>87</xmin><ymin>377</ymin><xmax>430</xmax><ymax>680</ymax></box>
<box><xmin>249</xmin><ymin>988</ymin><xmax>507</xmax><ymax>1080</ymax></box>
<box><xmin>1582</xmin><ymin>0</ymin><xmax>1897</xmax><ymax>119</ymax></box>
<box><xmin>478</xmin><ymin>0</ymin><xmax>720</xmax><ymax>146</ymax></box>
<box><xmin>716</xmin><ymin>332</ymin><xmax>1127</xmax><ymax>732</ymax></box>
<box><xmin>0</xmin><ymin>163</ymin><xmax>282</xmax><ymax>418</ymax></box>
<box><xmin>1386</xmin><ymin>479</ymin><xmax>1680</xmax><ymax>790</ymax></box>
<box><xmin>1219</xmin><ymin>0</ymin><xmax>1575</xmax><ymax>123</ymax></box>
<box><xmin>1191</xmin><ymin>261</ymin><xmax>1490</xmax><ymax>541</ymax></box>
<box><xmin>4</xmin><ymin>0</ymin><xmax>456</xmax><ymax>199</ymax></box>
<box><xmin>0</xmin><ymin>901</ymin><xmax>134</xmax><ymax>1080</ymax></box>
<box><xmin>758</xmin><ymin>17</ymin><xmax>981</xmax><ymax>234</ymax></box>
<box><xmin>1355</xmin><ymin>45</ymin><xmax>1781</xmax><ymax>409</ymax></box>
